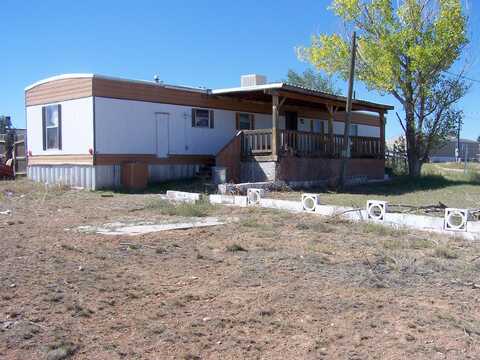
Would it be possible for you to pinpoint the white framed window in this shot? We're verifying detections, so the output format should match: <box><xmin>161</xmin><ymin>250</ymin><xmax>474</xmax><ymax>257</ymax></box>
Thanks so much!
<box><xmin>236</xmin><ymin>113</ymin><xmax>254</xmax><ymax>130</ymax></box>
<box><xmin>42</xmin><ymin>104</ymin><xmax>62</xmax><ymax>150</ymax></box>
<box><xmin>192</xmin><ymin>108</ymin><xmax>214</xmax><ymax>128</ymax></box>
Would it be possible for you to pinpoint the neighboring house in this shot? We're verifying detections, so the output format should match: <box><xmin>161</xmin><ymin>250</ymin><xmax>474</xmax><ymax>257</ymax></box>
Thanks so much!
<box><xmin>25</xmin><ymin>73</ymin><xmax>393</xmax><ymax>190</ymax></box>
<box><xmin>430</xmin><ymin>138</ymin><xmax>479</xmax><ymax>163</ymax></box>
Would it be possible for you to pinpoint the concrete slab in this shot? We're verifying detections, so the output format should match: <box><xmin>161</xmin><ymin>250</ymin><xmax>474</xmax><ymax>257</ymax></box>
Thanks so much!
<box><xmin>76</xmin><ymin>217</ymin><xmax>225</xmax><ymax>236</ymax></box>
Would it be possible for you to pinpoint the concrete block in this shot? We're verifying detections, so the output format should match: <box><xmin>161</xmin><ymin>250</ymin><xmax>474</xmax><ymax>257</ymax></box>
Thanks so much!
<box><xmin>247</xmin><ymin>188</ymin><xmax>265</xmax><ymax>206</ymax></box>
<box><xmin>259</xmin><ymin>198</ymin><xmax>303</xmax><ymax>212</ymax></box>
<box><xmin>166</xmin><ymin>190</ymin><xmax>203</xmax><ymax>203</ymax></box>
<box><xmin>234</xmin><ymin>196</ymin><xmax>248</xmax><ymax>207</ymax></box>
<box><xmin>208</xmin><ymin>194</ymin><xmax>234</xmax><ymax>205</ymax></box>
<box><xmin>218</xmin><ymin>181</ymin><xmax>286</xmax><ymax>195</ymax></box>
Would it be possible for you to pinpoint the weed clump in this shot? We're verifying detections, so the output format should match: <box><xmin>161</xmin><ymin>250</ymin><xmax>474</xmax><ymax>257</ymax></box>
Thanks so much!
<box><xmin>226</xmin><ymin>243</ymin><xmax>248</xmax><ymax>252</ymax></box>
<box><xmin>433</xmin><ymin>245</ymin><xmax>459</xmax><ymax>259</ymax></box>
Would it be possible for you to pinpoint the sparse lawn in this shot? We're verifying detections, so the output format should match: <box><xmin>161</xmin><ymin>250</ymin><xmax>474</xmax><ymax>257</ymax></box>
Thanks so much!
<box><xmin>2</xmin><ymin>178</ymin><xmax>480</xmax><ymax>358</ymax></box>
<box><xmin>436</xmin><ymin>161</ymin><xmax>480</xmax><ymax>171</ymax></box>
<box><xmin>271</xmin><ymin>163</ymin><xmax>480</xmax><ymax>209</ymax></box>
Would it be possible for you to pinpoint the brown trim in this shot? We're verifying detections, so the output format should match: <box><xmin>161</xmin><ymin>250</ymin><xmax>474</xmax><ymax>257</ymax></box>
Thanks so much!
<box><xmin>28</xmin><ymin>153</ymin><xmax>214</xmax><ymax>166</ymax></box>
<box><xmin>28</xmin><ymin>154</ymin><xmax>94</xmax><ymax>166</ymax></box>
<box><xmin>26</xmin><ymin>76</ymin><xmax>381</xmax><ymax>127</ymax></box>
<box><xmin>26</xmin><ymin>78</ymin><xmax>93</xmax><ymax>106</ymax></box>
<box><xmin>271</xmin><ymin>88</ymin><xmax>393</xmax><ymax>112</ymax></box>
<box><xmin>93</xmin><ymin>77</ymin><xmax>273</xmax><ymax>114</ymax></box>
<box><xmin>94</xmin><ymin>154</ymin><xmax>214</xmax><ymax>166</ymax></box>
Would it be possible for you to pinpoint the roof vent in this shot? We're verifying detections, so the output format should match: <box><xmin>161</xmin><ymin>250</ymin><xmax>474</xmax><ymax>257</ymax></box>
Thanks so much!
<box><xmin>241</xmin><ymin>74</ymin><xmax>267</xmax><ymax>87</ymax></box>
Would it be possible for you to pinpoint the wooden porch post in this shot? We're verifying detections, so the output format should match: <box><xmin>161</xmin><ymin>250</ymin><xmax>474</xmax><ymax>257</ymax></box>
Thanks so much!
<box><xmin>272</xmin><ymin>94</ymin><xmax>279</xmax><ymax>159</ymax></box>
<box><xmin>379</xmin><ymin>111</ymin><xmax>386</xmax><ymax>158</ymax></box>
<box><xmin>327</xmin><ymin>105</ymin><xmax>335</xmax><ymax>156</ymax></box>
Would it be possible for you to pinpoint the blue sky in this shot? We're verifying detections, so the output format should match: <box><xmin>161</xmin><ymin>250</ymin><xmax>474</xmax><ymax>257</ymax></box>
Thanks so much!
<box><xmin>1</xmin><ymin>0</ymin><xmax>479</xmax><ymax>139</ymax></box>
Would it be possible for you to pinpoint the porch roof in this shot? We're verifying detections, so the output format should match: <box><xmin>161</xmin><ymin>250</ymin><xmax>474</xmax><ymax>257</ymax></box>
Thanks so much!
<box><xmin>212</xmin><ymin>83</ymin><xmax>394</xmax><ymax>114</ymax></box>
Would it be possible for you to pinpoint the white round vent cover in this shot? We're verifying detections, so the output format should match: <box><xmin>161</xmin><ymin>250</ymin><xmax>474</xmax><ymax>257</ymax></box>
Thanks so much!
<box><xmin>302</xmin><ymin>194</ymin><xmax>320</xmax><ymax>212</ymax></box>
<box><xmin>444</xmin><ymin>208</ymin><xmax>468</xmax><ymax>232</ymax></box>
<box><xmin>366</xmin><ymin>200</ymin><xmax>387</xmax><ymax>221</ymax></box>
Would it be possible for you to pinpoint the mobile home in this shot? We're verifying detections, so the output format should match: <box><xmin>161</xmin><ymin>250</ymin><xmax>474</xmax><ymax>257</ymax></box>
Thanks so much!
<box><xmin>25</xmin><ymin>74</ymin><xmax>393</xmax><ymax>189</ymax></box>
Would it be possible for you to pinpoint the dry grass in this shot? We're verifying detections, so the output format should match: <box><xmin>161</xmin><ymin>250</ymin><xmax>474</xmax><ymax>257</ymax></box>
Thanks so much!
<box><xmin>144</xmin><ymin>198</ymin><xmax>215</xmax><ymax>217</ymax></box>
<box><xmin>3</xmin><ymin>178</ymin><xmax>480</xmax><ymax>359</ymax></box>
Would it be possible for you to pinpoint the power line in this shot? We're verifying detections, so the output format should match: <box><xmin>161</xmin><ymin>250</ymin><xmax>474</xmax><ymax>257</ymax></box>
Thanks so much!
<box><xmin>445</xmin><ymin>70</ymin><xmax>480</xmax><ymax>83</ymax></box>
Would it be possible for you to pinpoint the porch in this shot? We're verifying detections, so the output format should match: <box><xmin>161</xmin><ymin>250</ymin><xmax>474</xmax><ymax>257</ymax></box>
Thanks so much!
<box><xmin>213</xmin><ymin>82</ymin><xmax>393</xmax><ymax>184</ymax></box>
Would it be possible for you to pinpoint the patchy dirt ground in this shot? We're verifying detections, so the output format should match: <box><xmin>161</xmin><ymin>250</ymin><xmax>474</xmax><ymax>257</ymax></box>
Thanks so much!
<box><xmin>2</xmin><ymin>180</ymin><xmax>480</xmax><ymax>359</ymax></box>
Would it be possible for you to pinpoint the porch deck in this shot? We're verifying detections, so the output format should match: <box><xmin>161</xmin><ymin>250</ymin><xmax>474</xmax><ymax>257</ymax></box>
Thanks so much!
<box><xmin>240</xmin><ymin>129</ymin><xmax>383</xmax><ymax>159</ymax></box>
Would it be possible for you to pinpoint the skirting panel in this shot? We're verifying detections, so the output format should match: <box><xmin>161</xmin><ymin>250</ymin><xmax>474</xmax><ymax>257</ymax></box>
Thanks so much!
<box><xmin>95</xmin><ymin>165</ymin><xmax>122</xmax><ymax>190</ymax></box>
<box><xmin>28</xmin><ymin>163</ymin><xmax>200</xmax><ymax>190</ymax></box>
<box><xmin>28</xmin><ymin>165</ymin><xmax>96</xmax><ymax>189</ymax></box>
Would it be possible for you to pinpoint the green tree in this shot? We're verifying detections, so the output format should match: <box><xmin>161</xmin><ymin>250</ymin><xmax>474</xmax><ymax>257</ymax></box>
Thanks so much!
<box><xmin>285</xmin><ymin>68</ymin><xmax>341</xmax><ymax>95</ymax></box>
<box><xmin>0</xmin><ymin>115</ymin><xmax>12</xmax><ymax>134</ymax></box>
<box><xmin>0</xmin><ymin>116</ymin><xmax>14</xmax><ymax>159</ymax></box>
<box><xmin>299</xmin><ymin>0</ymin><xmax>469</xmax><ymax>176</ymax></box>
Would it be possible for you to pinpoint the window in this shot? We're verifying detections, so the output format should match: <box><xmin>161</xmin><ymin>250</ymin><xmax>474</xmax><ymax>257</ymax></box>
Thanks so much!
<box><xmin>349</xmin><ymin>124</ymin><xmax>358</xmax><ymax>136</ymax></box>
<box><xmin>312</xmin><ymin>120</ymin><xmax>325</xmax><ymax>134</ymax></box>
<box><xmin>236</xmin><ymin>113</ymin><xmax>254</xmax><ymax>130</ymax></box>
<box><xmin>192</xmin><ymin>108</ymin><xmax>214</xmax><ymax>128</ymax></box>
<box><xmin>42</xmin><ymin>104</ymin><xmax>62</xmax><ymax>150</ymax></box>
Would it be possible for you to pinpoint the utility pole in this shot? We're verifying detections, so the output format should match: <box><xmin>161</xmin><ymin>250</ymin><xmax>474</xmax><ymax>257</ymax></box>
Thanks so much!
<box><xmin>338</xmin><ymin>31</ymin><xmax>357</xmax><ymax>188</ymax></box>
<box><xmin>456</xmin><ymin>120</ymin><xmax>461</xmax><ymax>163</ymax></box>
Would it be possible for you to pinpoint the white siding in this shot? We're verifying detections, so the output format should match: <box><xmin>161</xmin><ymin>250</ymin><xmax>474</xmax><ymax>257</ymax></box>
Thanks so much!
<box><xmin>333</xmin><ymin>122</ymin><xmax>380</xmax><ymax>137</ymax></box>
<box><xmin>95</xmin><ymin>97</ymin><xmax>276</xmax><ymax>156</ymax></box>
<box><xmin>26</xmin><ymin>97</ymin><xmax>94</xmax><ymax>155</ymax></box>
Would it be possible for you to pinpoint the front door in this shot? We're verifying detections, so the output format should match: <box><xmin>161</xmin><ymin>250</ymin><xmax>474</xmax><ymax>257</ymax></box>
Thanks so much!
<box><xmin>285</xmin><ymin>111</ymin><xmax>298</xmax><ymax>130</ymax></box>
<box><xmin>155</xmin><ymin>112</ymin><xmax>170</xmax><ymax>157</ymax></box>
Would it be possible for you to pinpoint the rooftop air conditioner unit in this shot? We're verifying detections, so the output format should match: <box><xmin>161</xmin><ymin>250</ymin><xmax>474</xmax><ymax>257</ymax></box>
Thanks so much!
<box><xmin>241</xmin><ymin>74</ymin><xmax>267</xmax><ymax>87</ymax></box>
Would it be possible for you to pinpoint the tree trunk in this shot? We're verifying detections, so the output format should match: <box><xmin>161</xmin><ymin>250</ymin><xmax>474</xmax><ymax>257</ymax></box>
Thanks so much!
<box><xmin>404</xmin><ymin>106</ymin><xmax>423</xmax><ymax>177</ymax></box>
<box><xmin>407</xmin><ymin>153</ymin><xmax>423</xmax><ymax>177</ymax></box>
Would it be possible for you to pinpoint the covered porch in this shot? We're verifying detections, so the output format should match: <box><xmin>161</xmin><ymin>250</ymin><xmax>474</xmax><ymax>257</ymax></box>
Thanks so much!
<box><xmin>213</xmin><ymin>83</ymin><xmax>393</xmax><ymax>183</ymax></box>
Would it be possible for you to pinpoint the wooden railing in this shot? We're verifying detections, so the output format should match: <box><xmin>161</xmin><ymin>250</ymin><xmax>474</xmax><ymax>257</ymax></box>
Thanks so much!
<box><xmin>241</xmin><ymin>129</ymin><xmax>272</xmax><ymax>156</ymax></box>
<box><xmin>280</xmin><ymin>130</ymin><xmax>330</xmax><ymax>155</ymax></box>
<box><xmin>240</xmin><ymin>129</ymin><xmax>382</xmax><ymax>159</ymax></box>
<box><xmin>350</xmin><ymin>135</ymin><xmax>382</xmax><ymax>158</ymax></box>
